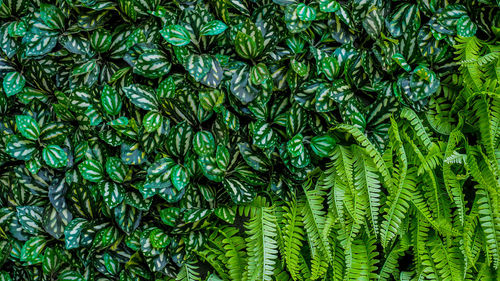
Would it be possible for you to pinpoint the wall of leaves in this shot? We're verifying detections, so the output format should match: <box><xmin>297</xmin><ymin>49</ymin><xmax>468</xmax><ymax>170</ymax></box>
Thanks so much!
<box><xmin>0</xmin><ymin>0</ymin><xmax>498</xmax><ymax>280</ymax></box>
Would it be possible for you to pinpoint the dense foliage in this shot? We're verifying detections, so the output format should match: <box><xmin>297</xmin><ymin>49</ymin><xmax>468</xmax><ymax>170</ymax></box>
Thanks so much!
<box><xmin>0</xmin><ymin>0</ymin><xmax>498</xmax><ymax>280</ymax></box>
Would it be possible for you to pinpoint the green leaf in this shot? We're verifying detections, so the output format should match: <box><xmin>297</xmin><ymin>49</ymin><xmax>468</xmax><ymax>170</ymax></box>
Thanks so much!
<box><xmin>183</xmin><ymin>54</ymin><xmax>210</xmax><ymax>82</ymax></box>
<box><xmin>23</xmin><ymin>34</ymin><xmax>57</xmax><ymax>57</ymax></box>
<box><xmin>193</xmin><ymin>130</ymin><xmax>216</xmax><ymax>156</ymax></box>
<box><xmin>90</xmin><ymin>29</ymin><xmax>112</xmax><ymax>52</ymax></box>
<box><xmin>184</xmin><ymin>208</ymin><xmax>212</xmax><ymax>223</ymax></box>
<box><xmin>7</xmin><ymin>21</ymin><xmax>26</xmax><ymax>37</ymax></box>
<box><xmin>40</xmin><ymin>3</ymin><xmax>66</xmax><ymax>30</ymax></box>
<box><xmin>78</xmin><ymin>159</ymin><xmax>104</xmax><ymax>182</ymax></box>
<box><xmin>157</xmin><ymin>76</ymin><xmax>176</xmax><ymax>99</ymax></box>
<box><xmin>363</xmin><ymin>7</ymin><xmax>384</xmax><ymax>39</ymax></box>
<box><xmin>58</xmin><ymin>271</ymin><xmax>84</xmax><ymax>281</ymax></box>
<box><xmin>296</xmin><ymin>4</ymin><xmax>316</xmax><ymax>21</ymax></box>
<box><xmin>73</xmin><ymin>60</ymin><xmax>97</xmax><ymax>76</ymax></box>
<box><xmin>17</xmin><ymin>206</ymin><xmax>44</xmax><ymax>234</ymax></box>
<box><xmin>160</xmin><ymin>207</ymin><xmax>180</xmax><ymax>227</ymax></box>
<box><xmin>42</xmin><ymin>247</ymin><xmax>61</xmax><ymax>275</ymax></box>
<box><xmin>456</xmin><ymin>15</ymin><xmax>477</xmax><ymax>37</ymax></box>
<box><xmin>391</xmin><ymin>53</ymin><xmax>412</xmax><ymax>72</ymax></box>
<box><xmin>387</xmin><ymin>3</ymin><xmax>420</xmax><ymax>37</ymax></box>
<box><xmin>42</xmin><ymin>206</ymin><xmax>70</xmax><ymax>239</ymax></box>
<box><xmin>123</xmin><ymin>84</ymin><xmax>159</xmax><ymax>111</ymax></box>
<box><xmin>3</xmin><ymin>71</ymin><xmax>25</xmax><ymax>96</ymax></box>
<box><xmin>216</xmin><ymin>145</ymin><xmax>230</xmax><ymax>170</ymax></box>
<box><xmin>105</xmin><ymin>157</ymin><xmax>128</xmax><ymax>183</ymax></box>
<box><xmin>230</xmin><ymin>65</ymin><xmax>258</xmax><ymax>103</ymax></box>
<box><xmin>200</xmin><ymin>20</ymin><xmax>228</xmax><ymax>36</ymax></box>
<box><xmin>223</xmin><ymin>177</ymin><xmax>255</xmax><ymax>204</ymax></box>
<box><xmin>101</xmin><ymin>84</ymin><xmax>122</xmax><ymax>115</ymax></box>
<box><xmin>250</xmin><ymin>63</ymin><xmax>270</xmax><ymax>85</ymax></box>
<box><xmin>319</xmin><ymin>0</ymin><xmax>339</xmax><ymax>12</ymax></box>
<box><xmin>6</xmin><ymin>138</ymin><xmax>36</xmax><ymax>160</ymax></box>
<box><xmin>235</xmin><ymin>32</ymin><xmax>258</xmax><ymax>60</ymax></box>
<box><xmin>64</xmin><ymin>218</ymin><xmax>87</xmax><ymax>250</ymax></box>
<box><xmin>199</xmin><ymin>89</ymin><xmax>224</xmax><ymax>110</ymax></box>
<box><xmin>160</xmin><ymin>25</ymin><xmax>191</xmax><ymax>46</ymax></box>
<box><xmin>252</xmin><ymin>121</ymin><xmax>277</xmax><ymax>149</ymax></box>
<box><xmin>114</xmin><ymin>203</ymin><xmax>141</xmax><ymax>234</ymax></box>
<box><xmin>135</xmin><ymin>49</ymin><xmax>172</xmax><ymax>78</ymax></box>
<box><xmin>149</xmin><ymin>229</ymin><xmax>170</xmax><ymax>248</ymax></box>
<box><xmin>238</xmin><ymin>142</ymin><xmax>271</xmax><ymax>172</ymax></box>
<box><xmin>60</xmin><ymin>34</ymin><xmax>93</xmax><ymax>57</ymax></box>
<box><xmin>214</xmin><ymin>206</ymin><xmax>235</xmax><ymax>224</ymax></box>
<box><xmin>287</xmin><ymin>134</ymin><xmax>304</xmax><ymax>157</ymax></box>
<box><xmin>310</xmin><ymin>135</ymin><xmax>336</xmax><ymax>157</ymax></box>
<box><xmin>166</xmin><ymin>122</ymin><xmax>193</xmax><ymax>158</ymax></box>
<box><xmin>16</xmin><ymin>115</ymin><xmax>40</xmax><ymax>140</ymax></box>
<box><xmin>21</xmin><ymin>237</ymin><xmax>46</xmax><ymax>264</ymax></box>
<box><xmin>121</xmin><ymin>142</ymin><xmax>147</xmax><ymax>165</ymax></box>
<box><xmin>320</xmin><ymin>56</ymin><xmax>340</xmax><ymax>80</ymax></box>
<box><xmin>42</xmin><ymin>145</ymin><xmax>68</xmax><ymax>168</ymax></box>
<box><xmin>407</xmin><ymin>65</ymin><xmax>440</xmax><ymax>101</ymax></box>
<box><xmin>99</xmin><ymin>181</ymin><xmax>125</xmax><ymax>208</ymax></box>
<box><xmin>40</xmin><ymin>122</ymin><xmax>71</xmax><ymax>145</ymax></box>
<box><xmin>171</xmin><ymin>164</ymin><xmax>189</xmax><ymax>191</ymax></box>
<box><xmin>143</xmin><ymin>111</ymin><xmax>163</xmax><ymax>132</ymax></box>
<box><xmin>291</xmin><ymin>59</ymin><xmax>308</xmax><ymax>77</ymax></box>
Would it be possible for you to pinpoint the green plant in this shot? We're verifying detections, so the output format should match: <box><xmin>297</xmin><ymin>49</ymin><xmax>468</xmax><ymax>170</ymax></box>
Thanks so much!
<box><xmin>0</xmin><ymin>0</ymin><xmax>498</xmax><ymax>280</ymax></box>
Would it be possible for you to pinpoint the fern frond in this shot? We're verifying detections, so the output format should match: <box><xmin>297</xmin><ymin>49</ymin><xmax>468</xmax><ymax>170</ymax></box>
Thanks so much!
<box><xmin>246</xmin><ymin>206</ymin><xmax>278</xmax><ymax>281</ymax></box>
<box><xmin>377</xmin><ymin>242</ymin><xmax>402</xmax><ymax>281</ymax></box>
<box><xmin>466</xmin><ymin>147</ymin><xmax>499</xmax><ymax>196</ymax></box>
<box><xmin>282</xmin><ymin>196</ymin><xmax>305</xmax><ymax>280</ymax></box>
<box><xmin>470</xmin><ymin>94</ymin><xmax>497</xmax><ymax>170</ymax></box>
<box><xmin>273</xmin><ymin>199</ymin><xmax>289</xmax><ymax>268</ymax></box>
<box><xmin>402</xmin><ymin>129</ymin><xmax>441</xmax><ymax>217</ymax></box>
<box><xmin>490</xmin><ymin>94</ymin><xmax>500</xmax><ymax>146</ymax></box>
<box><xmin>296</xmin><ymin>251</ymin><xmax>313</xmax><ymax>280</ymax></box>
<box><xmin>381</xmin><ymin>119</ymin><xmax>415</xmax><ymax>248</ymax></box>
<box><xmin>343</xmin><ymin>188</ymin><xmax>365</xmax><ymax>242</ymax></box>
<box><xmin>329</xmin><ymin>176</ymin><xmax>346</xmax><ymax>226</ymax></box>
<box><xmin>411</xmin><ymin>187</ymin><xmax>440</xmax><ymax>231</ymax></box>
<box><xmin>444</xmin><ymin>150</ymin><xmax>467</xmax><ymax>164</ymax></box>
<box><xmin>301</xmin><ymin>183</ymin><xmax>332</xmax><ymax>263</ymax></box>
<box><xmin>316</xmin><ymin>163</ymin><xmax>336</xmax><ymax>192</ymax></box>
<box><xmin>466</xmin><ymin>261</ymin><xmax>497</xmax><ymax>281</ymax></box>
<box><xmin>430</xmin><ymin>237</ymin><xmax>464</xmax><ymax>281</ymax></box>
<box><xmin>238</xmin><ymin>196</ymin><xmax>269</xmax><ymax>217</ymax></box>
<box><xmin>345</xmin><ymin>232</ymin><xmax>379</xmax><ymax>280</ymax></box>
<box><xmin>195</xmin><ymin>248</ymin><xmax>230</xmax><ymax>281</ymax></box>
<box><xmin>460</xmin><ymin>207</ymin><xmax>482</xmax><ymax>273</ymax></box>
<box><xmin>454</xmin><ymin>36</ymin><xmax>484</xmax><ymax>93</ymax></box>
<box><xmin>336</xmin><ymin>124</ymin><xmax>392</xmax><ymax>189</ymax></box>
<box><xmin>444</xmin><ymin>131</ymin><xmax>468</xmax><ymax>225</ymax></box>
<box><xmin>411</xmin><ymin>216</ymin><xmax>431</xmax><ymax>273</ymax></box>
<box><xmin>476</xmin><ymin>189</ymin><xmax>500</xmax><ymax>269</ymax></box>
<box><xmin>310</xmin><ymin>254</ymin><xmax>329</xmax><ymax>280</ymax></box>
<box><xmin>330</xmin><ymin>145</ymin><xmax>354</xmax><ymax>191</ymax></box>
<box><xmin>477</xmin><ymin>51</ymin><xmax>500</xmax><ymax>66</ymax></box>
<box><xmin>381</xmin><ymin>165</ymin><xmax>416</xmax><ymax>248</ymax></box>
<box><xmin>331</xmin><ymin>241</ymin><xmax>345</xmax><ymax>281</ymax></box>
<box><xmin>400</xmin><ymin>107</ymin><xmax>434</xmax><ymax>150</ymax></box>
<box><xmin>218</xmin><ymin>227</ymin><xmax>247</xmax><ymax>281</ymax></box>
<box><xmin>380</xmin><ymin>118</ymin><xmax>416</xmax><ymax>248</ymax></box>
<box><xmin>353</xmin><ymin>146</ymin><xmax>382</xmax><ymax>237</ymax></box>
<box><xmin>176</xmin><ymin>263</ymin><xmax>201</xmax><ymax>281</ymax></box>
<box><xmin>273</xmin><ymin>260</ymin><xmax>292</xmax><ymax>281</ymax></box>
<box><xmin>482</xmin><ymin>44</ymin><xmax>500</xmax><ymax>84</ymax></box>
<box><xmin>420</xmin><ymin>245</ymin><xmax>442</xmax><ymax>280</ymax></box>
